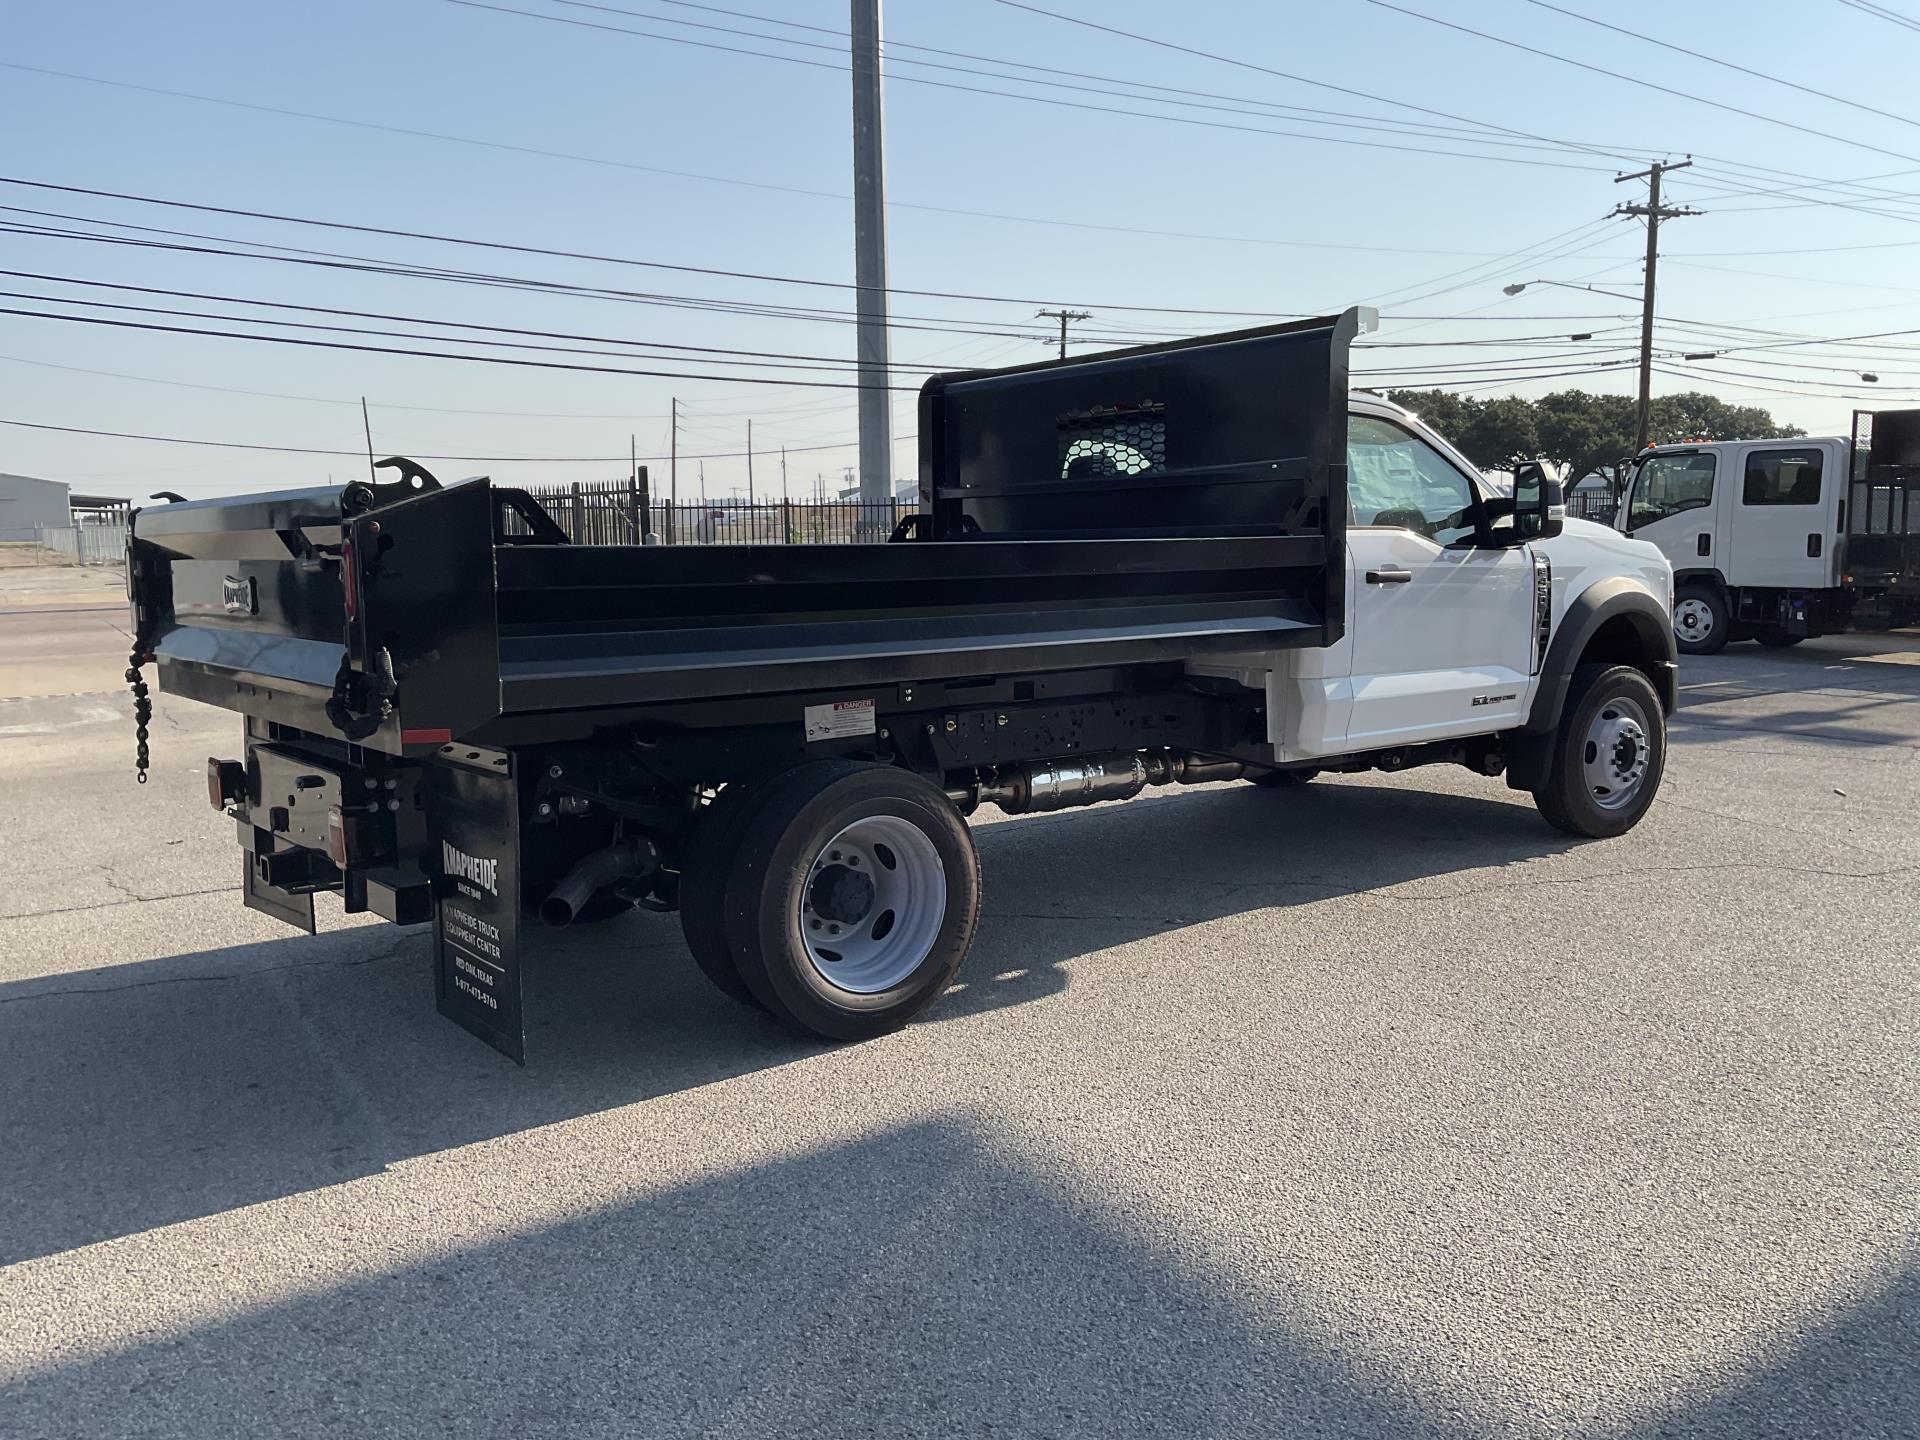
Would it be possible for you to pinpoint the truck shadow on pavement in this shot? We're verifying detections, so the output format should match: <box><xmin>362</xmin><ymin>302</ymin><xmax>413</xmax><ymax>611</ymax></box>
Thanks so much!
<box><xmin>3</xmin><ymin>1118</ymin><xmax>1911</xmax><ymax>1439</ymax></box>
<box><xmin>0</xmin><ymin>779</ymin><xmax>1577</xmax><ymax>1267</ymax></box>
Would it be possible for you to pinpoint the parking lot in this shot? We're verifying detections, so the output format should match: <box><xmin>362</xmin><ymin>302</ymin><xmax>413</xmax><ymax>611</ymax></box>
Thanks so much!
<box><xmin>0</xmin><ymin>582</ymin><xmax>1914</xmax><ymax>1438</ymax></box>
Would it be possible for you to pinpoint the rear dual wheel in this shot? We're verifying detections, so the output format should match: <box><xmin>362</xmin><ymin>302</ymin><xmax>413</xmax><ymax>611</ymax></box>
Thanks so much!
<box><xmin>680</xmin><ymin>761</ymin><xmax>981</xmax><ymax>1040</ymax></box>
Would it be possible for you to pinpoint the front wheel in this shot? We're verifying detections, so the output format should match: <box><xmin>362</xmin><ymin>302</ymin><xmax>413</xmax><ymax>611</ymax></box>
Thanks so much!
<box><xmin>1673</xmin><ymin>583</ymin><xmax>1729</xmax><ymax>656</ymax></box>
<box><xmin>1533</xmin><ymin>663</ymin><xmax>1666</xmax><ymax>838</ymax></box>
<box><xmin>722</xmin><ymin>761</ymin><xmax>981</xmax><ymax>1041</ymax></box>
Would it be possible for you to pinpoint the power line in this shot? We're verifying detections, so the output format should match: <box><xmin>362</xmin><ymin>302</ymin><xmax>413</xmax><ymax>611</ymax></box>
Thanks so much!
<box><xmin>1367</xmin><ymin>0</ymin><xmax>1920</xmax><ymax>168</ymax></box>
<box><xmin>443</xmin><ymin>0</ymin><xmax>1617</xmax><ymax>172</ymax></box>
<box><xmin>1522</xmin><ymin>1</ymin><xmax>1920</xmax><ymax>134</ymax></box>
<box><xmin>986</xmin><ymin>0</ymin><xmax>1638</xmax><ymax>164</ymax></box>
<box><xmin>1835</xmin><ymin>0</ymin><xmax>1920</xmax><ymax>33</ymax></box>
<box><xmin>552</xmin><ymin>0</ymin><xmax>1633</xmax><ymax>163</ymax></box>
<box><xmin>0</xmin><ymin>304</ymin><xmax>926</xmax><ymax>391</ymax></box>
<box><xmin>0</xmin><ymin>176</ymin><xmax>1325</xmax><ymax>320</ymax></box>
<box><xmin>0</xmin><ymin>63</ymin><xmax>1543</xmax><ymax>259</ymax></box>
<box><xmin>0</xmin><ymin>415</ymin><xmax>897</xmax><ymax>463</ymax></box>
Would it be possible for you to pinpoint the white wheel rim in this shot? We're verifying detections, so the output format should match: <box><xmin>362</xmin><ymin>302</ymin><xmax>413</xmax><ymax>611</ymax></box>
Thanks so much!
<box><xmin>1583</xmin><ymin>694</ymin><xmax>1653</xmax><ymax>812</ymax></box>
<box><xmin>797</xmin><ymin>815</ymin><xmax>946</xmax><ymax>994</ymax></box>
<box><xmin>1674</xmin><ymin>597</ymin><xmax>1715</xmax><ymax>644</ymax></box>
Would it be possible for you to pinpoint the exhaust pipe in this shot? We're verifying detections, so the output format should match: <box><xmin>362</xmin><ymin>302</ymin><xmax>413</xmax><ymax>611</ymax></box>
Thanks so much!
<box><xmin>947</xmin><ymin>751</ymin><xmax>1246</xmax><ymax>816</ymax></box>
<box><xmin>541</xmin><ymin>839</ymin><xmax>657</xmax><ymax>927</ymax></box>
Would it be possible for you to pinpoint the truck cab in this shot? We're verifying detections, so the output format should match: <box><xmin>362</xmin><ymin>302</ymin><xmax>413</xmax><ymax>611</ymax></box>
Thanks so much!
<box><xmin>1616</xmin><ymin>436</ymin><xmax>1850</xmax><ymax>653</ymax></box>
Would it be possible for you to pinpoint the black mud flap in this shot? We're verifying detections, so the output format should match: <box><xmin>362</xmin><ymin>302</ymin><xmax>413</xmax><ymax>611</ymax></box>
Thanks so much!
<box><xmin>242</xmin><ymin>849</ymin><xmax>316</xmax><ymax>935</ymax></box>
<box><xmin>425</xmin><ymin>756</ymin><xmax>525</xmax><ymax>1064</ymax></box>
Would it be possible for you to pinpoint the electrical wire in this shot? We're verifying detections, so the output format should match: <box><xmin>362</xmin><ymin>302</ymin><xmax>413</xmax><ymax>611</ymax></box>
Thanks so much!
<box><xmin>444</xmin><ymin>0</ymin><xmax>1618</xmax><ymax>172</ymax></box>
<box><xmin>1366</xmin><ymin>0</ymin><xmax>1920</xmax><ymax>168</ymax></box>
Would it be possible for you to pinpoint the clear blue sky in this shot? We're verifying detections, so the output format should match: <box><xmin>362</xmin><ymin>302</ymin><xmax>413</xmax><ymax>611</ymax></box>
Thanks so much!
<box><xmin>6</xmin><ymin>0</ymin><xmax>1920</xmax><ymax>499</ymax></box>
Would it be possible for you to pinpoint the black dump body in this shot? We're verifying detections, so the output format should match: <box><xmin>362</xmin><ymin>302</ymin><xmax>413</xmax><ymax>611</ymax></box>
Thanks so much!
<box><xmin>1849</xmin><ymin>408</ymin><xmax>1920</xmax><ymax>599</ymax></box>
<box><xmin>130</xmin><ymin>313</ymin><xmax>1358</xmax><ymax>752</ymax></box>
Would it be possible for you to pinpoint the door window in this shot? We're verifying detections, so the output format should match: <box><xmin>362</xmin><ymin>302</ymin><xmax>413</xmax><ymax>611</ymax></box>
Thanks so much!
<box><xmin>1743</xmin><ymin>447</ymin><xmax>1823</xmax><ymax>506</ymax></box>
<box><xmin>1347</xmin><ymin>415</ymin><xmax>1477</xmax><ymax>545</ymax></box>
<box><xmin>1626</xmin><ymin>452</ymin><xmax>1715</xmax><ymax>530</ymax></box>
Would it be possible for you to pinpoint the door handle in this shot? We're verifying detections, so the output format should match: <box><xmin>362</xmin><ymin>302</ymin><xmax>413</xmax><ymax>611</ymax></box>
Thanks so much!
<box><xmin>1365</xmin><ymin>567</ymin><xmax>1414</xmax><ymax>585</ymax></box>
<box><xmin>1807</xmin><ymin>533</ymin><xmax>1822</xmax><ymax>557</ymax></box>
<box><xmin>1697</xmin><ymin>533</ymin><xmax>1712</xmax><ymax>557</ymax></box>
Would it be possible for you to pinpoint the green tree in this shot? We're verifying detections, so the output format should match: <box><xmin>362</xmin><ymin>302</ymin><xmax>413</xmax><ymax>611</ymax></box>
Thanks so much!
<box><xmin>1379</xmin><ymin>388</ymin><xmax>1802</xmax><ymax>496</ymax></box>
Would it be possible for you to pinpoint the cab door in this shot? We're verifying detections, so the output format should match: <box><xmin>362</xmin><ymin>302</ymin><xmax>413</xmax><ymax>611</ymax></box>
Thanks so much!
<box><xmin>1342</xmin><ymin>415</ymin><xmax>1534</xmax><ymax>747</ymax></box>
<box><xmin>1726</xmin><ymin>443</ymin><xmax>1834</xmax><ymax>588</ymax></box>
<box><xmin>1623</xmin><ymin>448</ymin><xmax>1721</xmax><ymax>574</ymax></box>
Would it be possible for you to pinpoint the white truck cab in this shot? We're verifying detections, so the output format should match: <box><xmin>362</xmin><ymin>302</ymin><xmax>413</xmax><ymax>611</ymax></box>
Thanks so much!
<box><xmin>1616</xmin><ymin>436</ymin><xmax>1848</xmax><ymax>653</ymax></box>
<box><xmin>1199</xmin><ymin>393</ymin><xmax>1677</xmax><ymax>836</ymax></box>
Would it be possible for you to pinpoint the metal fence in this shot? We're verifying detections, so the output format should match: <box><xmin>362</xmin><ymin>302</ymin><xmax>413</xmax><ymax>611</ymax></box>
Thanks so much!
<box><xmin>1566</xmin><ymin>490</ymin><xmax>1618</xmax><ymax>525</ymax></box>
<box><xmin>34</xmin><ymin>523</ymin><xmax>129</xmax><ymax>565</ymax></box>
<box><xmin>510</xmin><ymin>481</ymin><xmax>916</xmax><ymax>546</ymax></box>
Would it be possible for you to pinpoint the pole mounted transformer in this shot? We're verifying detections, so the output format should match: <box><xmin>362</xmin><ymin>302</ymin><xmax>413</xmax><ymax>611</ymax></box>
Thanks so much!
<box><xmin>850</xmin><ymin>0</ymin><xmax>892</xmax><ymax>526</ymax></box>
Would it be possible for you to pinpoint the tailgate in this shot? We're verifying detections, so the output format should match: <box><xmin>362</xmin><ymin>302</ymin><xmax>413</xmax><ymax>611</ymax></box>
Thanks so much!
<box><xmin>130</xmin><ymin>477</ymin><xmax>501</xmax><ymax>753</ymax></box>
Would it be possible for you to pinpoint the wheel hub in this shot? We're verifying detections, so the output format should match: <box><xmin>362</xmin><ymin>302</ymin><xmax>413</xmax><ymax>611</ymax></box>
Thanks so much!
<box><xmin>1675</xmin><ymin>597</ymin><xmax>1714</xmax><ymax>640</ymax></box>
<box><xmin>1583</xmin><ymin>699</ymin><xmax>1652</xmax><ymax>811</ymax></box>
<box><xmin>807</xmin><ymin>863</ymin><xmax>874</xmax><ymax>925</ymax></box>
<box><xmin>796</xmin><ymin>815</ymin><xmax>948</xmax><ymax>994</ymax></box>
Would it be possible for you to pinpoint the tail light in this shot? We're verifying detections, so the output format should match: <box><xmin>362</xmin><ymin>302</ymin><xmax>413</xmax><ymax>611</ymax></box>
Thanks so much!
<box><xmin>207</xmin><ymin>757</ymin><xmax>244</xmax><ymax>811</ymax></box>
<box><xmin>326</xmin><ymin>804</ymin><xmax>350</xmax><ymax>869</ymax></box>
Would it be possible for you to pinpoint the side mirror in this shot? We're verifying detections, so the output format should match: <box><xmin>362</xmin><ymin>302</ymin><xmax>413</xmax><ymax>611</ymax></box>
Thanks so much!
<box><xmin>1512</xmin><ymin>461</ymin><xmax>1564</xmax><ymax>542</ymax></box>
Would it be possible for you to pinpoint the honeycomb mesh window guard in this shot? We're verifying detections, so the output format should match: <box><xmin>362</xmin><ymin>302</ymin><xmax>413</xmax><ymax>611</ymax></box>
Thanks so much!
<box><xmin>1058</xmin><ymin>401</ymin><xmax>1167</xmax><ymax>481</ymax></box>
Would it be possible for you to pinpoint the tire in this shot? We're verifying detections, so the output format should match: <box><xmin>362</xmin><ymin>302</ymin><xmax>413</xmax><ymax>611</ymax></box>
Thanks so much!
<box><xmin>1755</xmin><ymin>632</ymin><xmax>1804</xmax><ymax>649</ymax></box>
<box><xmin>1249</xmin><ymin>767</ymin><xmax>1320</xmax><ymax>787</ymax></box>
<box><xmin>1533</xmin><ymin>663</ymin><xmax>1666</xmax><ymax>839</ymax></box>
<box><xmin>677</xmin><ymin>771</ymin><xmax>795</xmax><ymax>1011</ymax></box>
<box><xmin>721</xmin><ymin>760</ymin><xmax>981</xmax><ymax>1041</ymax></box>
<box><xmin>1673</xmin><ymin>582</ymin><xmax>1729</xmax><ymax>656</ymax></box>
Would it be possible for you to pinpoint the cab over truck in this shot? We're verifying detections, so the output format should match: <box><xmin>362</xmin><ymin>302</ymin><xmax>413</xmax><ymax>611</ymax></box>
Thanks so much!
<box><xmin>1619</xmin><ymin>408</ymin><xmax>1920</xmax><ymax>654</ymax></box>
<box><xmin>126</xmin><ymin>311</ymin><xmax>1676</xmax><ymax>1061</ymax></box>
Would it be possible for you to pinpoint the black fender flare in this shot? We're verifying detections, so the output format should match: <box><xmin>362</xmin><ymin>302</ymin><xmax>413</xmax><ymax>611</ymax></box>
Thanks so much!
<box><xmin>1507</xmin><ymin>578</ymin><xmax>1677</xmax><ymax>789</ymax></box>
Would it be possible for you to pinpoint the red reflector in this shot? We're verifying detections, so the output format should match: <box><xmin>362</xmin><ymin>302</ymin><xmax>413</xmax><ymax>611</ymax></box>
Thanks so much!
<box><xmin>402</xmin><ymin>727</ymin><xmax>454</xmax><ymax>746</ymax></box>
<box><xmin>341</xmin><ymin>538</ymin><xmax>360</xmax><ymax>621</ymax></box>
<box><xmin>325</xmin><ymin>805</ymin><xmax>350</xmax><ymax>869</ymax></box>
<box><xmin>207</xmin><ymin>757</ymin><xmax>243</xmax><ymax>811</ymax></box>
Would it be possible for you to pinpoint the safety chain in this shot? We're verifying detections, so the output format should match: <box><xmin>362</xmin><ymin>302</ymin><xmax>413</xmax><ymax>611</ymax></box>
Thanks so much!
<box><xmin>127</xmin><ymin>648</ymin><xmax>152</xmax><ymax>783</ymax></box>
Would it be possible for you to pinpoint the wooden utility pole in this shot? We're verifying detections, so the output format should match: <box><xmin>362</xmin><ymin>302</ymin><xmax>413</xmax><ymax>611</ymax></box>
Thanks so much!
<box><xmin>1613</xmin><ymin>160</ymin><xmax>1700</xmax><ymax>454</ymax></box>
<box><xmin>746</xmin><ymin>418</ymin><xmax>755</xmax><ymax>510</ymax></box>
<box><xmin>668</xmin><ymin>396</ymin><xmax>678</xmax><ymax>544</ymax></box>
<box><xmin>1036</xmin><ymin>308</ymin><xmax>1091</xmax><ymax>359</ymax></box>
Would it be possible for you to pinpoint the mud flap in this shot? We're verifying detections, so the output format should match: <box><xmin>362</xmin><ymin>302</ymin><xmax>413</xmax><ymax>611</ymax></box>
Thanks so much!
<box><xmin>425</xmin><ymin>757</ymin><xmax>525</xmax><ymax>1064</ymax></box>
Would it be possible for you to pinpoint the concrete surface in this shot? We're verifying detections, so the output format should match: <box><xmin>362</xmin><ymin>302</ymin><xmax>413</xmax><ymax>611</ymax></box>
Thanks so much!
<box><xmin>0</xmin><ymin>635</ymin><xmax>1915</xmax><ymax>1438</ymax></box>
<box><xmin>0</xmin><ymin>563</ymin><xmax>132</xmax><ymax>701</ymax></box>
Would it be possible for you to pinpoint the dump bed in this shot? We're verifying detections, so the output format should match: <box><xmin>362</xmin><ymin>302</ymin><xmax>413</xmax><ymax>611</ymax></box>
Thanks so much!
<box><xmin>130</xmin><ymin>312</ymin><xmax>1360</xmax><ymax>754</ymax></box>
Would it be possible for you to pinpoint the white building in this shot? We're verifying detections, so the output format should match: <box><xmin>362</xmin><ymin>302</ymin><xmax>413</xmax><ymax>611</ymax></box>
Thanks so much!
<box><xmin>0</xmin><ymin>473</ymin><xmax>70</xmax><ymax>542</ymax></box>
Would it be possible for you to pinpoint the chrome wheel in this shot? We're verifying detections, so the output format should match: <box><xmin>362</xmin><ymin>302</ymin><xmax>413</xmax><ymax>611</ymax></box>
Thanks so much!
<box><xmin>1583</xmin><ymin>694</ymin><xmax>1652</xmax><ymax>812</ymax></box>
<box><xmin>1674</xmin><ymin>596</ymin><xmax>1715</xmax><ymax>647</ymax></box>
<box><xmin>797</xmin><ymin>814</ymin><xmax>946</xmax><ymax>994</ymax></box>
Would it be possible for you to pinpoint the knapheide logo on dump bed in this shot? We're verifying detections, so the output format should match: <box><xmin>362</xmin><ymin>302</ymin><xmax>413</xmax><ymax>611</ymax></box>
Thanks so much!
<box><xmin>442</xmin><ymin>841</ymin><xmax>499</xmax><ymax>896</ymax></box>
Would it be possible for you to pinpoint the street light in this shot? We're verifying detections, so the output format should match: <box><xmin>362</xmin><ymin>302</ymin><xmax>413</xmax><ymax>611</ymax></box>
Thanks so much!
<box><xmin>1503</xmin><ymin>278</ymin><xmax>1643</xmax><ymax>303</ymax></box>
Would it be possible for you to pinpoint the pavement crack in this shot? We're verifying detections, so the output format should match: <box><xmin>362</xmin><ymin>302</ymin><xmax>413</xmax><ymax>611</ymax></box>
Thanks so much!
<box><xmin>0</xmin><ymin>936</ymin><xmax>425</xmax><ymax>1007</ymax></box>
<box><xmin>2</xmin><ymin>884</ymin><xmax>235</xmax><ymax>921</ymax></box>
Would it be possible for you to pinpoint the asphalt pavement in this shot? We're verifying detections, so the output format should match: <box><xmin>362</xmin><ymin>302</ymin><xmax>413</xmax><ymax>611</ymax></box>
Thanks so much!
<box><xmin>0</xmin><ymin>626</ymin><xmax>1915</xmax><ymax>1438</ymax></box>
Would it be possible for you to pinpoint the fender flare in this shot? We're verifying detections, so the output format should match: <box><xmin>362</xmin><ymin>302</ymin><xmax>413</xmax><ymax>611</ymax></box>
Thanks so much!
<box><xmin>1508</xmin><ymin>578</ymin><xmax>1677</xmax><ymax>789</ymax></box>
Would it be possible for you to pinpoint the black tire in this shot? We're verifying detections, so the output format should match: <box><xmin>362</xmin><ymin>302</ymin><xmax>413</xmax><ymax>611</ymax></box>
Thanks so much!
<box><xmin>721</xmin><ymin>760</ymin><xmax>981</xmax><ymax>1041</ymax></box>
<box><xmin>1673</xmin><ymin>582</ymin><xmax>1729</xmax><ymax>656</ymax></box>
<box><xmin>1755</xmin><ymin>632</ymin><xmax>1804</xmax><ymax>649</ymax></box>
<box><xmin>1533</xmin><ymin>663</ymin><xmax>1666</xmax><ymax>839</ymax></box>
<box><xmin>677</xmin><ymin>771</ymin><xmax>795</xmax><ymax>1010</ymax></box>
<box><xmin>1249</xmin><ymin>767</ymin><xmax>1320</xmax><ymax>787</ymax></box>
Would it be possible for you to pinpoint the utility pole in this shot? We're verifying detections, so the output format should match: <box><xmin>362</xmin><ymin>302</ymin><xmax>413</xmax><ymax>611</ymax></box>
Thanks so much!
<box><xmin>668</xmin><ymin>396</ymin><xmax>678</xmax><ymax>544</ymax></box>
<box><xmin>1613</xmin><ymin>159</ymin><xmax>1700</xmax><ymax>454</ymax></box>
<box><xmin>780</xmin><ymin>444</ymin><xmax>788</xmax><ymax>499</ymax></box>
<box><xmin>850</xmin><ymin>0</ymin><xmax>892</xmax><ymax>524</ymax></box>
<box><xmin>1036</xmin><ymin>308</ymin><xmax>1092</xmax><ymax>360</ymax></box>
<box><xmin>746</xmin><ymin>418</ymin><xmax>755</xmax><ymax>510</ymax></box>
